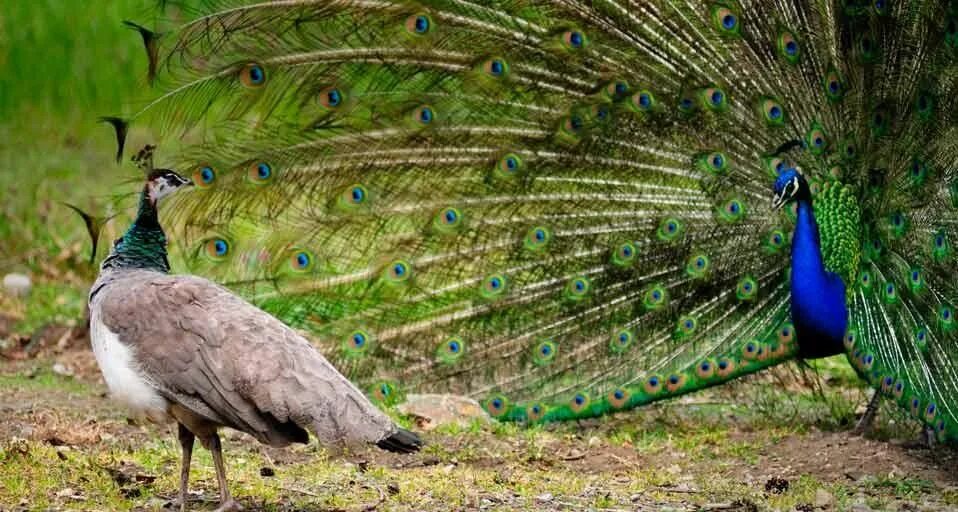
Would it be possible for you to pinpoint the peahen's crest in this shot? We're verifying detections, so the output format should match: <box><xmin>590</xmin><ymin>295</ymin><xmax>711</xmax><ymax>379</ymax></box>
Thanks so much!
<box><xmin>112</xmin><ymin>0</ymin><xmax>958</xmax><ymax>441</ymax></box>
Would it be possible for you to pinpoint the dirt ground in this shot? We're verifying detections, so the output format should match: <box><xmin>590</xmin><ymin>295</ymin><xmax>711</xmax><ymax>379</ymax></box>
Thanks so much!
<box><xmin>2</xmin><ymin>332</ymin><xmax>958</xmax><ymax>511</ymax></box>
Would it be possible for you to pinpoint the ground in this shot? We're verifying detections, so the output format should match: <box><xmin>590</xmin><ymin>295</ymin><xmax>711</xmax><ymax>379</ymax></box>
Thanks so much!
<box><xmin>2</xmin><ymin>327</ymin><xmax>958</xmax><ymax>511</ymax></box>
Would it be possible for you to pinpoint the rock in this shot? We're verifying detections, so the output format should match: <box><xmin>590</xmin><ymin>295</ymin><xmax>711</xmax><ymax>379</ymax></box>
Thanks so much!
<box><xmin>850</xmin><ymin>504</ymin><xmax>874</xmax><ymax>512</ymax></box>
<box><xmin>51</xmin><ymin>363</ymin><xmax>74</xmax><ymax>377</ymax></box>
<box><xmin>814</xmin><ymin>488</ymin><xmax>836</xmax><ymax>508</ymax></box>
<box><xmin>397</xmin><ymin>394</ymin><xmax>490</xmax><ymax>430</ymax></box>
<box><xmin>2</xmin><ymin>273</ymin><xmax>31</xmax><ymax>297</ymax></box>
<box><xmin>536</xmin><ymin>493</ymin><xmax>554</xmax><ymax>503</ymax></box>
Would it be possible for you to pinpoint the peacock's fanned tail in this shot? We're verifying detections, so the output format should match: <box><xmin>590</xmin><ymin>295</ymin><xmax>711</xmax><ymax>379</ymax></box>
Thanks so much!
<box><xmin>122</xmin><ymin>0</ymin><xmax>958</xmax><ymax>437</ymax></box>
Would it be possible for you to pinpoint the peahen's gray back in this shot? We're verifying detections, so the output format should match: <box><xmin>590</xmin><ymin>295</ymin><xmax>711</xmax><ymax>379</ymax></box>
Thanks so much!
<box><xmin>112</xmin><ymin>0</ymin><xmax>958</xmax><ymax>437</ymax></box>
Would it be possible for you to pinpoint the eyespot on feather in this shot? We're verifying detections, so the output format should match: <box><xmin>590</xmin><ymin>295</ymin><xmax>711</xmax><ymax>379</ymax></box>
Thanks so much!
<box><xmin>561</xmin><ymin>29</ymin><xmax>587</xmax><ymax>50</ymax></box>
<box><xmin>239</xmin><ymin>62</ymin><xmax>267</xmax><ymax>88</ymax></box>
<box><xmin>405</xmin><ymin>14</ymin><xmax>433</xmax><ymax>35</ymax></box>
<box><xmin>524</xmin><ymin>226</ymin><xmax>553</xmax><ymax>252</ymax></box>
<box><xmin>204</xmin><ymin>238</ymin><xmax>231</xmax><ymax>261</ymax></box>
<box><xmin>485</xmin><ymin>394</ymin><xmax>509</xmax><ymax>417</ymax></box>
<box><xmin>318</xmin><ymin>86</ymin><xmax>345</xmax><ymax>109</ymax></box>
<box><xmin>480</xmin><ymin>274</ymin><xmax>508</xmax><ymax>299</ymax></box>
<box><xmin>711</xmin><ymin>5</ymin><xmax>741</xmax><ymax>36</ymax></box>
<box><xmin>569</xmin><ymin>392</ymin><xmax>590</xmax><ymax>413</ymax></box>
<box><xmin>289</xmin><ymin>249</ymin><xmax>314</xmax><ymax>271</ymax></box>
<box><xmin>192</xmin><ymin>165</ymin><xmax>216</xmax><ymax>188</ymax></box>
<box><xmin>436</xmin><ymin>337</ymin><xmax>465</xmax><ymax>364</ymax></box>
<box><xmin>247</xmin><ymin>161</ymin><xmax>274</xmax><ymax>184</ymax></box>
<box><xmin>608</xmin><ymin>387</ymin><xmax>630</xmax><ymax>408</ymax></box>
<box><xmin>609</xmin><ymin>328</ymin><xmax>634</xmax><ymax>353</ymax></box>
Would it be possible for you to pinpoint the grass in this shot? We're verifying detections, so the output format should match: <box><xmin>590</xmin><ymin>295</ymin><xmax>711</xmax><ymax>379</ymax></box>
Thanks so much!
<box><xmin>1</xmin><ymin>366</ymin><xmax>955</xmax><ymax>511</ymax></box>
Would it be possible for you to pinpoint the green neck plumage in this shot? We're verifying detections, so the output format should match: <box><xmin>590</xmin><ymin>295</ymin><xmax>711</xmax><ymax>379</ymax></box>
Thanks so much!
<box><xmin>101</xmin><ymin>187</ymin><xmax>170</xmax><ymax>273</ymax></box>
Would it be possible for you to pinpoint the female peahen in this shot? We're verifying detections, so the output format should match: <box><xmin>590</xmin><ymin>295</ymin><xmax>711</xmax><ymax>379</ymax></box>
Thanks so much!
<box><xmin>107</xmin><ymin>0</ymin><xmax>958</xmax><ymax>442</ymax></box>
<box><xmin>88</xmin><ymin>149</ymin><xmax>421</xmax><ymax>512</ymax></box>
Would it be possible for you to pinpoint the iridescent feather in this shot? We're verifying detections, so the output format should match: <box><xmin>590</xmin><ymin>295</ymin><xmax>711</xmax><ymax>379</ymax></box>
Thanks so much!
<box><xmin>109</xmin><ymin>0</ymin><xmax>958</xmax><ymax>443</ymax></box>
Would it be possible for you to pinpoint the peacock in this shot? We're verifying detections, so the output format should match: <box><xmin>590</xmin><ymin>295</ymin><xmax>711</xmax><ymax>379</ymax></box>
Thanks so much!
<box><xmin>102</xmin><ymin>0</ymin><xmax>958</xmax><ymax>443</ymax></box>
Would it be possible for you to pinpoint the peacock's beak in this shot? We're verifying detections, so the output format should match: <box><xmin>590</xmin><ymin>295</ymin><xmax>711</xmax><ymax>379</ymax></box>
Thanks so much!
<box><xmin>771</xmin><ymin>194</ymin><xmax>786</xmax><ymax>210</ymax></box>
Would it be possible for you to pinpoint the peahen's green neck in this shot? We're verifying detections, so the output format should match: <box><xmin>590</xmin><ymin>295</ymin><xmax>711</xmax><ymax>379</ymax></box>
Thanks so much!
<box><xmin>100</xmin><ymin>187</ymin><xmax>170</xmax><ymax>273</ymax></box>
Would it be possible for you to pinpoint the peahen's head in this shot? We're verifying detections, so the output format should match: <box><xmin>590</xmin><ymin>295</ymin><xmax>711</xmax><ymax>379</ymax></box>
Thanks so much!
<box><xmin>146</xmin><ymin>169</ymin><xmax>192</xmax><ymax>206</ymax></box>
<box><xmin>771</xmin><ymin>168</ymin><xmax>809</xmax><ymax>209</ymax></box>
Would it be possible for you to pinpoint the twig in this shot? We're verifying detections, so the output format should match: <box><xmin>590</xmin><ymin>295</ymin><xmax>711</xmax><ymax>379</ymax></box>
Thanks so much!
<box><xmin>357</xmin><ymin>483</ymin><xmax>386</xmax><ymax>512</ymax></box>
<box><xmin>560</xmin><ymin>450</ymin><xmax>588</xmax><ymax>461</ymax></box>
<box><xmin>652</xmin><ymin>485</ymin><xmax>700</xmax><ymax>494</ymax></box>
<box><xmin>278</xmin><ymin>485</ymin><xmax>322</xmax><ymax>498</ymax></box>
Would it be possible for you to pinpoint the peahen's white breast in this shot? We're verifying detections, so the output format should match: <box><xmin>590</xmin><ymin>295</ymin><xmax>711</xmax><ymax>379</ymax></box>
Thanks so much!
<box><xmin>90</xmin><ymin>306</ymin><xmax>170</xmax><ymax>423</ymax></box>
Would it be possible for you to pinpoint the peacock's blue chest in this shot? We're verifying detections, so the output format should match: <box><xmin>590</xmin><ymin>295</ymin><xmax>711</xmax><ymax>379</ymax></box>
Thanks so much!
<box><xmin>790</xmin><ymin>200</ymin><xmax>848</xmax><ymax>358</ymax></box>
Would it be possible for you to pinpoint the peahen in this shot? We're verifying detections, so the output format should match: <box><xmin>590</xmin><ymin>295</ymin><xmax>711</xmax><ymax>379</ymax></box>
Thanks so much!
<box><xmin>104</xmin><ymin>0</ymin><xmax>958</xmax><ymax>442</ymax></box>
<box><xmin>88</xmin><ymin>148</ymin><xmax>421</xmax><ymax>512</ymax></box>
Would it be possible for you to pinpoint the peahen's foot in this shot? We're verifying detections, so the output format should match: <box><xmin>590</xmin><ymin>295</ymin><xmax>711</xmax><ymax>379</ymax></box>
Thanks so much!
<box><xmin>213</xmin><ymin>499</ymin><xmax>244</xmax><ymax>512</ymax></box>
<box><xmin>851</xmin><ymin>390</ymin><xmax>881</xmax><ymax>436</ymax></box>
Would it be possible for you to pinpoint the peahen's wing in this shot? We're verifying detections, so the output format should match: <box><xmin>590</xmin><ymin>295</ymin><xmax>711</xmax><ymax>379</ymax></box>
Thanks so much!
<box><xmin>93</xmin><ymin>269</ymin><xmax>399</xmax><ymax>445</ymax></box>
<box><xmin>119</xmin><ymin>0</ymin><xmax>958</xmax><ymax>431</ymax></box>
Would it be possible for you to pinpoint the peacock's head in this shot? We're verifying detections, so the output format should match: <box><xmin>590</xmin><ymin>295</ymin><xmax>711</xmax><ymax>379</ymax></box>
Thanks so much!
<box><xmin>771</xmin><ymin>167</ymin><xmax>809</xmax><ymax>209</ymax></box>
<box><xmin>146</xmin><ymin>169</ymin><xmax>192</xmax><ymax>206</ymax></box>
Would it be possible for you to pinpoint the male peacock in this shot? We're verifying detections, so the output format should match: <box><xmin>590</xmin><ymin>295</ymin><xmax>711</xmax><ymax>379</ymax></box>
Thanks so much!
<box><xmin>107</xmin><ymin>0</ymin><xmax>958</xmax><ymax>442</ymax></box>
<box><xmin>88</xmin><ymin>148</ymin><xmax>421</xmax><ymax>511</ymax></box>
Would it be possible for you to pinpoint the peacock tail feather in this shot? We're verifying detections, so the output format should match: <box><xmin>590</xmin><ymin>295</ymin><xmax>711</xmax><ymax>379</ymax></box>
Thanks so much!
<box><xmin>116</xmin><ymin>0</ymin><xmax>958</xmax><ymax>439</ymax></box>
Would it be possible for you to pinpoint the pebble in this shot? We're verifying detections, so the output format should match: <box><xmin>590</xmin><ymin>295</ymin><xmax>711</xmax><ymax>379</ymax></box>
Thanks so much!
<box><xmin>397</xmin><ymin>394</ymin><xmax>490</xmax><ymax>430</ymax></box>
<box><xmin>814</xmin><ymin>488</ymin><xmax>836</xmax><ymax>508</ymax></box>
<box><xmin>2</xmin><ymin>273</ymin><xmax>31</xmax><ymax>297</ymax></box>
<box><xmin>52</xmin><ymin>363</ymin><xmax>74</xmax><ymax>377</ymax></box>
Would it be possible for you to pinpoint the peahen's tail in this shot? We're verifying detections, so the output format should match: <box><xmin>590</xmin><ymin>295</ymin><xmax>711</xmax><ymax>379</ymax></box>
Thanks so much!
<box><xmin>110</xmin><ymin>0</ymin><xmax>958</xmax><ymax>440</ymax></box>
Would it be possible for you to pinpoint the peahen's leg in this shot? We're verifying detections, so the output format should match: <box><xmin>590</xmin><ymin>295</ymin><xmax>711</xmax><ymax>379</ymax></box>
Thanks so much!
<box><xmin>852</xmin><ymin>388</ymin><xmax>881</xmax><ymax>436</ymax></box>
<box><xmin>203</xmin><ymin>432</ymin><xmax>243</xmax><ymax>512</ymax></box>
<box><xmin>177</xmin><ymin>423</ymin><xmax>195</xmax><ymax>512</ymax></box>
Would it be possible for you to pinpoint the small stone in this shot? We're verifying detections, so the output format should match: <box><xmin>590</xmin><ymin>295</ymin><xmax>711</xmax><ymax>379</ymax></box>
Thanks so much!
<box><xmin>535</xmin><ymin>493</ymin><xmax>553</xmax><ymax>503</ymax></box>
<box><xmin>3</xmin><ymin>273</ymin><xmax>31</xmax><ymax>297</ymax></box>
<box><xmin>51</xmin><ymin>363</ymin><xmax>74</xmax><ymax>377</ymax></box>
<box><xmin>850</xmin><ymin>504</ymin><xmax>874</xmax><ymax>512</ymax></box>
<box><xmin>55</xmin><ymin>488</ymin><xmax>76</xmax><ymax>498</ymax></box>
<box><xmin>814</xmin><ymin>488</ymin><xmax>836</xmax><ymax>508</ymax></box>
<box><xmin>397</xmin><ymin>394</ymin><xmax>490</xmax><ymax>430</ymax></box>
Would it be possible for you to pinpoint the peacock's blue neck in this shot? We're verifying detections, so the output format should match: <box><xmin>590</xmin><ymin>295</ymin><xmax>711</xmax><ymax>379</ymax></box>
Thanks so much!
<box><xmin>100</xmin><ymin>188</ymin><xmax>171</xmax><ymax>273</ymax></box>
<box><xmin>789</xmin><ymin>198</ymin><xmax>848</xmax><ymax>358</ymax></box>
